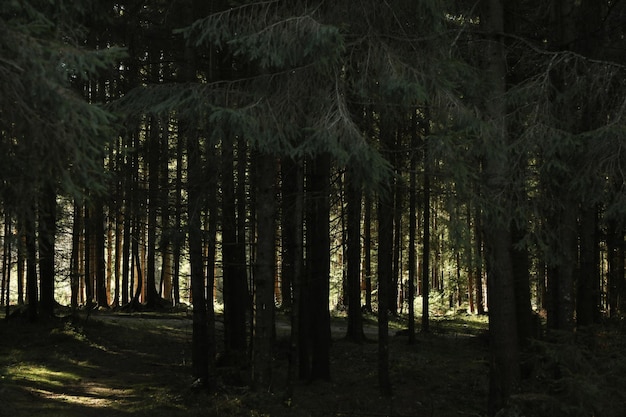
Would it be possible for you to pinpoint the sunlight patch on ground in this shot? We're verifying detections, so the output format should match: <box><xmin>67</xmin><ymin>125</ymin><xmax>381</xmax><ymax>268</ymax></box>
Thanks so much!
<box><xmin>7</xmin><ymin>364</ymin><xmax>81</xmax><ymax>388</ymax></box>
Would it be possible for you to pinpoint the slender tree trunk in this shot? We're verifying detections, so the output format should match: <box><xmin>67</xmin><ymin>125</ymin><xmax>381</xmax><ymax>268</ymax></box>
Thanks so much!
<box><xmin>252</xmin><ymin>152</ymin><xmax>276</xmax><ymax>390</ymax></box>
<box><xmin>84</xmin><ymin>203</ymin><xmax>94</xmax><ymax>308</ymax></box>
<box><xmin>346</xmin><ymin>168</ymin><xmax>364</xmax><ymax>342</ymax></box>
<box><xmin>363</xmin><ymin>192</ymin><xmax>373</xmax><ymax>312</ymax></box>
<box><xmin>38</xmin><ymin>182</ymin><xmax>56</xmax><ymax>317</ymax></box>
<box><xmin>222</xmin><ymin>135</ymin><xmax>248</xmax><ymax>357</ymax></box>
<box><xmin>421</xmin><ymin>135</ymin><xmax>431</xmax><ymax>333</ymax></box>
<box><xmin>172</xmin><ymin>127</ymin><xmax>183</xmax><ymax>306</ymax></box>
<box><xmin>407</xmin><ymin>114</ymin><xmax>418</xmax><ymax>343</ymax></box>
<box><xmin>577</xmin><ymin>206</ymin><xmax>599</xmax><ymax>325</ymax></box>
<box><xmin>16</xmin><ymin>216</ymin><xmax>24</xmax><ymax>305</ymax></box>
<box><xmin>145</xmin><ymin>116</ymin><xmax>162</xmax><ymax>308</ymax></box>
<box><xmin>25</xmin><ymin>210</ymin><xmax>37</xmax><ymax>321</ymax></box>
<box><xmin>280</xmin><ymin>156</ymin><xmax>298</xmax><ymax>312</ymax></box>
<box><xmin>285</xmin><ymin>157</ymin><xmax>303</xmax><ymax>397</ymax></box>
<box><xmin>307</xmin><ymin>153</ymin><xmax>332</xmax><ymax>380</ymax></box>
<box><xmin>377</xmin><ymin>183</ymin><xmax>393</xmax><ymax>396</ymax></box>
<box><xmin>70</xmin><ymin>202</ymin><xmax>82</xmax><ymax>311</ymax></box>
<box><xmin>94</xmin><ymin>201</ymin><xmax>108</xmax><ymax>308</ymax></box>
<box><xmin>187</xmin><ymin>127</ymin><xmax>210</xmax><ymax>385</ymax></box>
<box><xmin>3</xmin><ymin>214</ymin><xmax>11</xmax><ymax>315</ymax></box>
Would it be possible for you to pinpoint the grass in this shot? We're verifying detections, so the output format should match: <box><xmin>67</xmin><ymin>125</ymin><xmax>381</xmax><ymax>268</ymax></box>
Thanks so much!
<box><xmin>1</xmin><ymin>309</ymin><xmax>624</xmax><ymax>417</ymax></box>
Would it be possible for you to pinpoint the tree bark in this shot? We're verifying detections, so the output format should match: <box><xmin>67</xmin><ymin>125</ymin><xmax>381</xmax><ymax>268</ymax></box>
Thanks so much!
<box><xmin>306</xmin><ymin>153</ymin><xmax>332</xmax><ymax>380</ymax></box>
<box><xmin>346</xmin><ymin>168</ymin><xmax>365</xmax><ymax>342</ymax></box>
<box><xmin>38</xmin><ymin>182</ymin><xmax>57</xmax><ymax>317</ymax></box>
<box><xmin>252</xmin><ymin>152</ymin><xmax>276</xmax><ymax>390</ymax></box>
<box><xmin>481</xmin><ymin>0</ymin><xmax>520</xmax><ymax>414</ymax></box>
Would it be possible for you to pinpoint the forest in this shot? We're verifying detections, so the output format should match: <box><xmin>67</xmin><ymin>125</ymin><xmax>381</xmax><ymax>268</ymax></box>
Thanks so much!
<box><xmin>1</xmin><ymin>0</ymin><xmax>626</xmax><ymax>416</ymax></box>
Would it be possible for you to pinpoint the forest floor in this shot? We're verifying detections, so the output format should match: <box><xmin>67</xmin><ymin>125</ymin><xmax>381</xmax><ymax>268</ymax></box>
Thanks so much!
<box><xmin>0</xmin><ymin>308</ymin><xmax>625</xmax><ymax>417</ymax></box>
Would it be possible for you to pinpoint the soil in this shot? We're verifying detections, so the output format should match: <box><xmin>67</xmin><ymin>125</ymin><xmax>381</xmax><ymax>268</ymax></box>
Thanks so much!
<box><xmin>0</xmin><ymin>309</ymin><xmax>492</xmax><ymax>417</ymax></box>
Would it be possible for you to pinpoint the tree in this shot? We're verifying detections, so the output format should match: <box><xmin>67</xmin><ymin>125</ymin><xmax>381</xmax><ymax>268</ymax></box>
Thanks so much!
<box><xmin>479</xmin><ymin>0</ymin><xmax>521</xmax><ymax>413</ymax></box>
<box><xmin>252</xmin><ymin>151</ymin><xmax>276</xmax><ymax>390</ymax></box>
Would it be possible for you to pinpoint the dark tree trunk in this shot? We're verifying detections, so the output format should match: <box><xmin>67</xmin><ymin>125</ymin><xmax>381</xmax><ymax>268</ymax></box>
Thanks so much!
<box><xmin>38</xmin><ymin>183</ymin><xmax>56</xmax><ymax>317</ymax></box>
<box><xmin>16</xmin><ymin>216</ymin><xmax>24</xmax><ymax>305</ymax></box>
<box><xmin>363</xmin><ymin>192</ymin><xmax>373</xmax><ymax>312</ymax></box>
<box><xmin>252</xmin><ymin>152</ymin><xmax>276</xmax><ymax>390</ymax></box>
<box><xmin>511</xmin><ymin>223</ymin><xmax>533</xmax><ymax>347</ymax></box>
<box><xmin>172</xmin><ymin>126</ymin><xmax>183</xmax><ymax>306</ymax></box>
<box><xmin>377</xmin><ymin>184</ymin><xmax>393</xmax><ymax>396</ymax></box>
<box><xmin>70</xmin><ymin>202</ymin><xmax>82</xmax><ymax>311</ymax></box>
<box><xmin>481</xmin><ymin>0</ymin><xmax>520</xmax><ymax>413</ymax></box>
<box><xmin>407</xmin><ymin>115</ymin><xmax>417</xmax><ymax>344</ymax></box>
<box><xmin>421</xmin><ymin>136</ymin><xmax>431</xmax><ymax>333</ymax></box>
<box><xmin>94</xmin><ymin>201</ymin><xmax>108</xmax><ymax>308</ymax></box>
<box><xmin>606</xmin><ymin>221</ymin><xmax>624</xmax><ymax>319</ymax></box>
<box><xmin>346</xmin><ymin>168</ymin><xmax>365</xmax><ymax>342</ymax></box>
<box><xmin>3</xmin><ymin>213</ymin><xmax>11</xmax><ymax>316</ymax></box>
<box><xmin>187</xmin><ymin>129</ymin><xmax>210</xmax><ymax>385</ymax></box>
<box><xmin>84</xmin><ymin>203</ymin><xmax>94</xmax><ymax>308</ymax></box>
<box><xmin>306</xmin><ymin>153</ymin><xmax>332</xmax><ymax>380</ymax></box>
<box><xmin>25</xmin><ymin>211</ymin><xmax>38</xmax><ymax>321</ymax></box>
<box><xmin>577</xmin><ymin>207</ymin><xmax>600</xmax><ymax>325</ymax></box>
<box><xmin>285</xmin><ymin>158</ymin><xmax>304</xmax><ymax>397</ymax></box>
<box><xmin>222</xmin><ymin>135</ymin><xmax>249</xmax><ymax>357</ymax></box>
<box><xmin>280</xmin><ymin>156</ymin><xmax>299</xmax><ymax>311</ymax></box>
<box><xmin>145</xmin><ymin>116</ymin><xmax>162</xmax><ymax>308</ymax></box>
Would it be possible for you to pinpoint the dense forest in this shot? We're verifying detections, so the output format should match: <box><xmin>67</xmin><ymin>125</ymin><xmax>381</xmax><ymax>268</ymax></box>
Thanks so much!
<box><xmin>2</xmin><ymin>0</ymin><xmax>626</xmax><ymax>416</ymax></box>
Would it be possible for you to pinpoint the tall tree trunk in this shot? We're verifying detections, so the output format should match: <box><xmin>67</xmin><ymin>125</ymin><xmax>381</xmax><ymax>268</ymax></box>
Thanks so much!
<box><xmin>172</xmin><ymin>127</ymin><xmax>184</xmax><ymax>306</ymax></box>
<box><xmin>481</xmin><ymin>0</ymin><xmax>520</xmax><ymax>414</ymax></box>
<box><xmin>3</xmin><ymin>213</ymin><xmax>12</xmax><ymax>315</ymax></box>
<box><xmin>511</xmin><ymin>223</ymin><xmax>533</xmax><ymax>347</ymax></box>
<box><xmin>25</xmin><ymin>210</ymin><xmax>38</xmax><ymax>321</ymax></box>
<box><xmin>284</xmin><ymin>157</ymin><xmax>303</xmax><ymax>397</ymax></box>
<box><xmin>421</xmin><ymin>135</ymin><xmax>431</xmax><ymax>333</ymax></box>
<box><xmin>252</xmin><ymin>152</ymin><xmax>276</xmax><ymax>390</ymax></box>
<box><xmin>16</xmin><ymin>216</ymin><xmax>24</xmax><ymax>305</ymax></box>
<box><xmin>94</xmin><ymin>201</ymin><xmax>108</xmax><ymax>308</ymax></box>
<box><xmin>222</xmin><ymin>135</ymin><xmax>248</xmax><ymax>357</ymax></box>
<box><xmin>377</xmin><ymin>183</ymin><xmax>393</xmax><ymax>396</ymax></box>
<box><xmin>145</xmin><ymin>116</ymin><xmax>162</xmax><ymax>308</ymax></box>
<box><xmin>346</xmin><ymin>168</ymin><xmax>364</xmax><ymax>342</ymax></box>
<box><xmin>84</xmin><ymin>203</ymin><xmax>94</xmax><ymax>308</ymax></box>
<box><xmin>577</xmin><ymin>206</ymin><xmax>599</xmax><ymax>325</ymax></box>
<box><xmin>363</xmin><ymin>192</ymin><xmax>373</xmax><ymax>312</ymax></box>
<box><xmin>306</xmin><ymin>153</ymin><xmax>332</xmax><ymax>380</ymax></box>
<box><xmin>187</xmin><ymin>127</ymin><xmax>210</xmax><ymax>385</ymax></box>
<box><xmin>407</xmin><ymin>114</ymin><xmax>418</xmax><ymax>343</ymax></box>
<box><xmin>70</xmin><ymin>202</ymin><xmax>82</xmax><ymax>311</ymax></box>
<box><xmin>38</xmin><ymin>182</ymin><xmax>56</xmax><ymax>317</ymax></box>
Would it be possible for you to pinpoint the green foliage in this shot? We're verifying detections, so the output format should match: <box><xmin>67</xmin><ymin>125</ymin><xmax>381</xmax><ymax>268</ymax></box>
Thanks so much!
<box><xmin>0</xmin><ymin>0</ymin><xmax>123</xmax><ymax>207</ymax></box>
